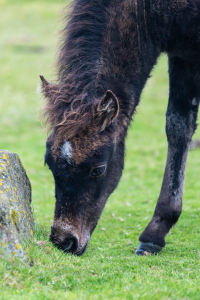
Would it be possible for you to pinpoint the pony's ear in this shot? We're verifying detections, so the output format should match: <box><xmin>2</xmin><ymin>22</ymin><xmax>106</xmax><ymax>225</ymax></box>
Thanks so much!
<box><xmin>40</xmin><ymin>75</ymin><xmax>58</xmax><ymax>98</ymax></box>
<box><xmin>40</xmin><ymin>75</ymin><xmax>49</xmax><ymax>88</ymax></box>
<box><xmin>40</xmin><ymin>75</ymin><xmax>61</xmax><ymax>132</ymax></box>
<box><xmin>96</xmin><ymin>90</ymin><xmax>119</xmax><ymax>131</ymax></box>
<box><xmin>40</xmin><ymin>75</ymin><xmax>51</xmax><ymax>98</ymax></box>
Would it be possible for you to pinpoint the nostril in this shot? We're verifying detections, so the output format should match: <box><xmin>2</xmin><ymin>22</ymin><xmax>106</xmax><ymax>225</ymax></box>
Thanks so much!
<box><xmin>63</xmin><ymin>235</ymin><xmax>78</xmax><ymax>253</ymax></box>
<box><xmin>49</xmin><ymin>228</ymin><xmax>79</xmax><ymax>254</ymax></box>
<box><xmin>63</xmin><ymin>238</ymin><xmax>75</xmax><ymax>251</ymax></box>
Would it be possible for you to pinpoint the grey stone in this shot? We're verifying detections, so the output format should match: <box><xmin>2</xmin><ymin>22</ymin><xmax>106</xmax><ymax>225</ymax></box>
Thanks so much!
<box><xmin>0</xmin><ymin>150</ymin><xmax>35</xmax><ymax>258</ymax></box>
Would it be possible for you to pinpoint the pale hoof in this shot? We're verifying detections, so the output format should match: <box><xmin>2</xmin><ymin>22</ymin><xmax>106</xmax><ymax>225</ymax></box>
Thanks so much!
<box><xmin>135</xmin><ymin>241</ymin><xmax>163</xmax><ymax>256</ymax></box>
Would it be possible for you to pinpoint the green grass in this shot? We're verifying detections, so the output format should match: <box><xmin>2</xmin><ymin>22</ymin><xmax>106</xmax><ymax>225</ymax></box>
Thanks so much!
<box><xmin>0</xmin><ymin>1</ymin><xmax>200</xmax><ymax>299</ymax></box>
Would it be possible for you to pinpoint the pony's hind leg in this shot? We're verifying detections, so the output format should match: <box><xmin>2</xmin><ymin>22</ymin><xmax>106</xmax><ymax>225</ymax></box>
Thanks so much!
<box><xmin>136</xmin><ymin>56</ymin><xmax>200</xmax><ymax>255</ymax></box>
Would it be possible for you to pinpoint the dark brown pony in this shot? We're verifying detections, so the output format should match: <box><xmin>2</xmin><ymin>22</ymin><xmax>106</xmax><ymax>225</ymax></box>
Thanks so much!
<box><xmin>41</xmin><ymin>0</ymin><xmax>200</xmax><ymax>256</ymax></box>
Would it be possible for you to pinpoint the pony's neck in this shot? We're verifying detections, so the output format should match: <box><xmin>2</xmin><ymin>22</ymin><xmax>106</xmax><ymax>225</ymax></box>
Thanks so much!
<box><xmin>94</xmin><ymin>0</ymin><xmax>162</xmax><ymax>116</ymax></box>
<box><xmin>95</xmin><ymin>0</ymin><xmax>191</xmax><ymax>112</ymax></box>
<box><xmin>58</xmin><ymin>0</ymin><xmax>176</xmax><ymax>118</ymax></box>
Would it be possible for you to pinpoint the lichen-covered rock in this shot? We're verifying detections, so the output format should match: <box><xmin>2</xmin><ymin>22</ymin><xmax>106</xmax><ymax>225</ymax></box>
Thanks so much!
<box><xmin>0</xmin><ymin>150</ymin><xmax>35</xmax><ymax>258</ymax></box>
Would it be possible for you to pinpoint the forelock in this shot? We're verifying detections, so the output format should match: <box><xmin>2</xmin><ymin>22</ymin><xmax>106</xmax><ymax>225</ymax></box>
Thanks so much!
<box><xmin>58</xmin><ymin>132</ymin><xmax>110</xmax><ymax>165</ymax></box>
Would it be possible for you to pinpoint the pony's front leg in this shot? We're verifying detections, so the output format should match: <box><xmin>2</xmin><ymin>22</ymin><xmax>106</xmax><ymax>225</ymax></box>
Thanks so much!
<box><xmin>136</xmin><ymin>56</ymin><xmax>200</xmax><ymax>255</ymax></box>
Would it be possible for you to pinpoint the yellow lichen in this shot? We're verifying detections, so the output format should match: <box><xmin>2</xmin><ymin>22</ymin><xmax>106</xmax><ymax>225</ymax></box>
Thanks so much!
<box><xmin>1</xmin><ymin>240</ymin><xmax>6</xmax><ymax>247</ymax></box>
<box><xmin>11</xmin><ymin>210</ymin><xmax>19</xmax><ymax>225</ymax></box>
<box><xmin>16</xmin><ymin>244</ymin><xmax>21</xmax><ymax>250</ymax></box>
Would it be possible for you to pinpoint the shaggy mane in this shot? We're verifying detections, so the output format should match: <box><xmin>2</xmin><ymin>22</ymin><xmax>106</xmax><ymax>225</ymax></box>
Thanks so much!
<box><xmin>42</xmin><ymin>0</ymin><xmax>112</xmax><ymax>145</ymax></box>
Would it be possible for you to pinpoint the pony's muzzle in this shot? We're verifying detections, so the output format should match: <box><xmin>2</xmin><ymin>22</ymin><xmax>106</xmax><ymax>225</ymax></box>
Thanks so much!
<box><xmin>50</xmin><ymin>226</ymin><xmax>79</xmax><ymax>253</ymax></box>
<box><xmin>50</xmin><ymin>225</ymin><xmax>89</xmax><ymax>255</ymax></box>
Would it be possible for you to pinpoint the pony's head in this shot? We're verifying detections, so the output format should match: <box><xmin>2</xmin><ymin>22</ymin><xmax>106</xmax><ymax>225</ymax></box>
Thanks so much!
<box><xmin>41</xmin><ymin>76</ymin><xmax>125</xmax><ymax>255</ymax></box>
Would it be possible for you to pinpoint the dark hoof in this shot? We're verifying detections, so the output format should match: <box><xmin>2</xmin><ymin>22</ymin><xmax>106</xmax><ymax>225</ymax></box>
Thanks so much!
<box><xmin>135</xmin><ymin>241</ymin><xmax>163</xmax><ymax>256</ymax></box>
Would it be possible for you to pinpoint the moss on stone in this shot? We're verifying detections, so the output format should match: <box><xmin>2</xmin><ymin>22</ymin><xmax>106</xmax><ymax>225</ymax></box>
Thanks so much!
<box><xmin>0</xmin><ymin>150</ymin><xmax>35</xmax><ymax>258</ymax></box>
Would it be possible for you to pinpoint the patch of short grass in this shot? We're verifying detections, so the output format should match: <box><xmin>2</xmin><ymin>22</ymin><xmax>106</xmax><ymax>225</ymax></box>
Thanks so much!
<box><xmin>0</xmin><ymin>1</ymin><xmax>200</xmax><ymax>299</ymax></box>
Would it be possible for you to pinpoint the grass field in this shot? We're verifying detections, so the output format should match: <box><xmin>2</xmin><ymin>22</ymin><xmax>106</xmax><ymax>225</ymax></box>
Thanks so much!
<box><xmin>0</xmin><ymin>1</ymin><xmax>200</xmax><ymax>299</ymax></box>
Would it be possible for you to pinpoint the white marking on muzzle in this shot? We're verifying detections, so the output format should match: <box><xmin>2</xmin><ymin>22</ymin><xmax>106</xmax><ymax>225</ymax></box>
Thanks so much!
<box><xmin>61</xmin><ymin>141</ymin><xmax>73</xmax><ymax>164</ymax></box>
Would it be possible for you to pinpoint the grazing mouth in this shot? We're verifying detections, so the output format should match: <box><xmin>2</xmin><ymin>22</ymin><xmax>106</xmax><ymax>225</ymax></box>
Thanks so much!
<box><xmin>49</xmin><ymin>234</ymin><xmax>89</xmax><ymax>256</ymax></box>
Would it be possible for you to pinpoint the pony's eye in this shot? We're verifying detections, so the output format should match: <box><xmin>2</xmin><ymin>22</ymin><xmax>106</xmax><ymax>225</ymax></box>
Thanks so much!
<box><xmin>90</xmin><ymin>165</ymin><xmax>107</xmax><ymax>177</ymax></box>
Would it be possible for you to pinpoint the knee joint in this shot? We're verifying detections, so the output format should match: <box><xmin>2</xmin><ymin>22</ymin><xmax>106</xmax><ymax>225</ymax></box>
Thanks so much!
<box><xmin>166</xmin><ymin>112</ymin><xmax>196</xmax><ymax>146</ymax></box>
